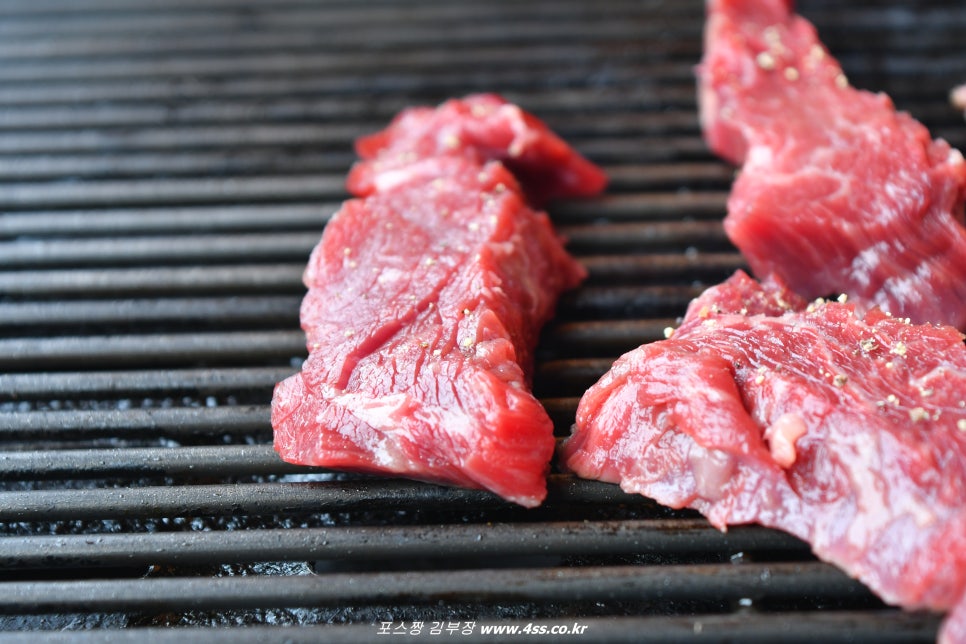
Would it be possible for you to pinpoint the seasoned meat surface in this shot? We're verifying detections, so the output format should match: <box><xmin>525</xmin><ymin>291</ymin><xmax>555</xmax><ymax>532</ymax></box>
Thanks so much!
<box><xmin>699</xmin><ymin>0</ymin><xmax>966</xmax><ymax>328</ymax></box>
<box><xmin>562</xmin><ymin>270</ymin><xmax>966</xmax><ymax>642</ymax></box>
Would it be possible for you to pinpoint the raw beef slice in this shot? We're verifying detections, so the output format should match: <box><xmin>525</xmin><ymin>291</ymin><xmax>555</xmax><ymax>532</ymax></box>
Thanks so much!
<box><xmin>699</xmin><ymin>0</ymin><xmax>966</xmax><ymax>329</ymax></box>
<box><xmin>561</xmin><ymin>270</ymin><xmax>966</xmax><ymax>642</ymax></box>
<box><xmin>273</xmin><ymin>156</ymin><xmax>587</xmax><ymax>507</ymax></box>
<box><xmin>347</xmin><ymin>93</ymin><xmax>608</xmax><ymax>207</ymax></box>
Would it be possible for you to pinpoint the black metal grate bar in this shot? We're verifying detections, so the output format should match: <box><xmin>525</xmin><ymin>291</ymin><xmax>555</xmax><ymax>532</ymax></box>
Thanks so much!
<box><xmin>0</xmin><ymin>331</ymin><xmax>306</xmax><ymax>371</ymax></box>
<box><xmin>0</xmin><ymin>520</ymin><xmax>809</xmax><ymax>569</ymax></box>
<box><xmin>0</xmin><ymin>204</ymin><xmax>332</xmax><ymax>236</ymax></box>
<box><xmin>0</xmin><ymin>445</ymin><xmax>298</xmax><ymax>480</ymax></box>
<box><xmin>0</xmin><ymin>406</ymin><xmax>272</xmax><ymax>439</ymax></box>
<box><xmin>0</xmin><ymin>563</ymin><xmax>868</xmax><ymax>614</ymax></box>
<box><xmin>0</xmin><ymin>367</ymin><xmax>293</xmax><ymax>400</ymax></box>
<box><xmin>0</xmin><ymin>296</ymin><xmax>301</xmax><ymax>329</ymax></box>
<box><xmin>0</xmin><ymin>479</ymin><xmax>646</xmax><ymax>523</ymax></box>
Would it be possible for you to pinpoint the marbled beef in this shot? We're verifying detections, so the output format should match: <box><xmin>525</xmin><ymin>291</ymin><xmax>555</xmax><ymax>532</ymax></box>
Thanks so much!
<box><xmin>272</xmin><ymin>97</ymin><xmax>602</xmax><ymax>507</ymax></box>
<box><xmin>562</xmin><ymin>270</ymin><xmax>966</xmax><ymax>642</ymax></box>
<box><xmin>347</xmin><ymin>93</ymin><xmax>607</xmax><ymax>207</ymax></box>
<box><xmin>699</xmin><ymin>0</ymin><xmax>966</xmax><ymax>328</ymax></box>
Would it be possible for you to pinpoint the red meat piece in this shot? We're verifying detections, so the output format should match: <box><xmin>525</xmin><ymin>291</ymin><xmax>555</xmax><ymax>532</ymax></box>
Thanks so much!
<box><xmin>346</xmin><ymin>93</ymin><xmax>607</xmax><ymax>206</ymax></box>
<box><xmin>561</xmin><ymin>270</ymin><xmax>966</xmax><ymax>642</ymax></box>
<box><xmin>699</xmin><ymin>0</ymin><xmax>966</xmax><ymax>329</ymax></box>
<box><xmin>273</xmin><ymin>156</ymin><xmax>586</xmax><ymax>507</ymax></box>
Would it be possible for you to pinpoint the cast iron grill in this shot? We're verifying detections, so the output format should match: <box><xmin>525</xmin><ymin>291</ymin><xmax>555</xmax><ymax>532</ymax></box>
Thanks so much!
<box><xmin>0</xmin><ymin>0</ymin><xmax>961</xmax><ymax>640</ymax></box>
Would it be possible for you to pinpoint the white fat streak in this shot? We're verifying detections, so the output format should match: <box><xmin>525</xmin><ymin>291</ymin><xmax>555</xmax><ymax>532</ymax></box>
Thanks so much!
<box><xmin>376</xmin><ymin>267</ymin><xmax>405</xmax><ymax>285</ymax></box>
<box><xmin>764</xmin><ymin>413</ymin><xmax>807</xmax><ymax>468</ymax></box>
<box><xmin>689</xmin><ymin>443</ymin><xmax>735</xmax><ymax>501</ymax></box>
<box><xmin>845</xmin><ymin>432</ymin><xmax>936</xmax><ymax>550</ymax></box>
<box><xmin>745</xmin><ymin>144</ymin><xmax>774</xmax><ymax>170</ymax></box>
<box><xmin>848</xmin><ymin>240</ymin><xmax>890</xmax><ymax>291</ymax></box>
<box><xmin>371</xmin><ymin>167</ymin><xmax>420</xmax><ymax>193</ymax></box>
<box><xmin>877</xmin><ymin>262</ymin><xmax>933</xmax><ymax>312</ymax></box>
<box><xmin>321</xmin><ymin>392</ymin><xmax>410</xmax><ymax>468</ymax></box>
<box><xmin>499</xmin><ymin>103</ymin><xmax>533</xmax><ymax>158</ymax></box>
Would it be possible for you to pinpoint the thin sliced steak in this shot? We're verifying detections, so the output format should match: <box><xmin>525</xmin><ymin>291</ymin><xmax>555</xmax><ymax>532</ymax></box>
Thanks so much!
<box><xmin>273</xmin><ymin>128</ymin><xmax>593</xmax><ymax>505</ymax></box>
<box><xmin>699</xmin><ymin>0</ymin><xmax>966</xmax><ymax>328</ymax></box>
<box><xmin>561</xmin><ymin>270</ymin><xmax>966</xmax><ymax>642</ymax></box>
<box><xmin>347</xmin><ymin>93</ymin><xmax>607</xmax><ymax>206</ymax></box>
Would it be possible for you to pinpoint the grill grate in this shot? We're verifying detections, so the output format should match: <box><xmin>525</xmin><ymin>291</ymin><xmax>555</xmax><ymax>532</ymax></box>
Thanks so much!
<box><xmin>1</xmin><ymin>0</ymin><xmax>962</xmax><ymax>640</ymax></box>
